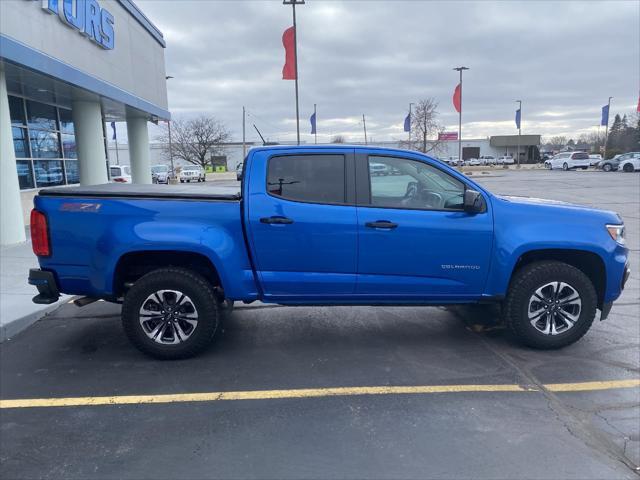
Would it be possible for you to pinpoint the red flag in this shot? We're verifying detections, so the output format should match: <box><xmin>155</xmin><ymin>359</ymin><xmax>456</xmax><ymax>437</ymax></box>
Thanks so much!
<box><xmin>452</xmin><ymin>83</ymin><xmax>461</xmax><ymax>113</ymax></box>
<box><xmin>282</xmin><ymin>26</ymin><xmax>296</xmax><ymax>80</ymax></box>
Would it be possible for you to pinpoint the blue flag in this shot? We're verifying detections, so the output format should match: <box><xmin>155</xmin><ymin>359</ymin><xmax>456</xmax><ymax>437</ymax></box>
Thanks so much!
<box><xmin>310</xmin><ymin>112</ymin><xmax>316</xmax><ymax>134</ymax></box>
<box><xmin>601</xmin><ymin>104</ymin><xmax>609</xmax><ymax>126</ymax></box>
<box><xmin>515</xmin><ymin>108</ymin><xmax>521</xmax><ymax>129</ymax></box>
<box><xmin>110</xmin><ymin>121</ymin><xmax>117</xmax><ymax>140</ymax></box>
<box><xmin>403</xmin><ymin>113</ymin><xmax>411</xmax><ymax>132</ymax></box>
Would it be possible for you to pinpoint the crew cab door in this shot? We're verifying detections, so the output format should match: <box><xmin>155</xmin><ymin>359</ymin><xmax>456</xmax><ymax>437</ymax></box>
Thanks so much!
<box><xmin>355</xmin><ymin>152</ymin><xmax>493</xmax><ymax>299</ymax></box>
<box><xmin>246</xmin><ymin>150</ymin><xmax>357</xmax><ymax>300</ymax></box>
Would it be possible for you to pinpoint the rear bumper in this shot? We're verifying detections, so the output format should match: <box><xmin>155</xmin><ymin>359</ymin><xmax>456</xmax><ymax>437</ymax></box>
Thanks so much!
<box><xmin>28</xmin><ymin>269</ymin><xmax>60</xmax><ymax>305</ymax></box>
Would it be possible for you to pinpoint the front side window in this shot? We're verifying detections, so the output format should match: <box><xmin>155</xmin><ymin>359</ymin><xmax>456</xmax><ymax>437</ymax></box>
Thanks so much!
<box><xmin>368</xmin><ymin>156</ymin><xmax>465</xmax><ymax>210</ymax></box>
<box><xmin>267</xmin><ymin>155</ymin><xmax>346</xmax><ymax>204</ymax></box>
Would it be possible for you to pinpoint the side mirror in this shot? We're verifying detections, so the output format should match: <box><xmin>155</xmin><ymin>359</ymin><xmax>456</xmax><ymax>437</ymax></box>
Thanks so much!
<box><xmin>464</xmin><ymin>189</ymin><xmax>486</xmax><ymax>214</ymax></box>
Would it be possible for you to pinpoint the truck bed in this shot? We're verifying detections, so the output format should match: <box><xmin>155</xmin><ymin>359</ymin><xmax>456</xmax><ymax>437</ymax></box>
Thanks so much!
<box><xmin>38</xmin><ymin>183</ymin><xmax>241</xmax><ymax>201</ymax></box>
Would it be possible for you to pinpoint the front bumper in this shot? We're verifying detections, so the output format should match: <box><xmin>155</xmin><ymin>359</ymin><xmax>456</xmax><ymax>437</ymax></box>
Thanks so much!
<box><xmin>28</xmin><ymin>269</ymin><xmax>60</xmax><ymax>305</ymax></box>
<box><xmin>601</xmin><ymin>263</ymin><xmax>631</xmax><ymax>321</ymax></box>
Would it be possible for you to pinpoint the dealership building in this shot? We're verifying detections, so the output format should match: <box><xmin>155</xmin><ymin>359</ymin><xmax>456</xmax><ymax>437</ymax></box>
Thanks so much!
<box><xmin>0</xmin><ymin>0</ymin><xmax>169</xmax><ymax>246</ymax></box>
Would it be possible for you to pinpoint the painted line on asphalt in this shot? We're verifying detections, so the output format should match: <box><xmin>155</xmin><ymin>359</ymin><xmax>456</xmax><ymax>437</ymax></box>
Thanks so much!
<box><xmin>1</xmin><ymin>379</ymin><xmax>638</xmax><ymax>409</ymax></box>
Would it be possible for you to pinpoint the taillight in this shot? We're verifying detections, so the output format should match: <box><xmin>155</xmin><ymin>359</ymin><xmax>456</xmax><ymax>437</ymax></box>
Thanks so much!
<box><xmin>30</xmin><ymin>210</ymin><xmax>50</xmax><ymax>257</ymax></box>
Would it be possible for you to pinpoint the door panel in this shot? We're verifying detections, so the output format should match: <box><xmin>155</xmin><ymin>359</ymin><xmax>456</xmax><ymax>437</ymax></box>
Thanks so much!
<box><xmin>356</xmin><ymin>154</ymin><xmax>493</xmax><ymax>298</ymax></box>
<box><xmin>247</xmin><ymin>152</ymin><xmax>358</xmax><ymax>298</ymax></box>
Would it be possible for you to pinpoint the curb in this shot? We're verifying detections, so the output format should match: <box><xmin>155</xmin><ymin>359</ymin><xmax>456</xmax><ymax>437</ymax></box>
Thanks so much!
<box><xmin>0</xmin><ymin>296</ymin><xmax>71</xmax><ymax>342</ymax></box>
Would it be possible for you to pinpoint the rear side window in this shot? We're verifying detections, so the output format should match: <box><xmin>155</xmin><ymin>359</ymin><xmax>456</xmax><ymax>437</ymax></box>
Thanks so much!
<box><xmin>267</xmin><ymin>155</ymin><xmax>346</xmax><ymax>204</ymax></box>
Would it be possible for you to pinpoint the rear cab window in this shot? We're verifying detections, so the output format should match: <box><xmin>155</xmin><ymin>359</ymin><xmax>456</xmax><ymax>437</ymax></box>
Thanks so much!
<box><xmin>267</xmin><ymin>155</ymin><xmax>346</xmax><ymax>204</ymax></box>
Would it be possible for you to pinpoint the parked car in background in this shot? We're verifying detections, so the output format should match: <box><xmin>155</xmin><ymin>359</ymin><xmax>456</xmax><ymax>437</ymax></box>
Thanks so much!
<box><xmin>369</xmin><ymin>162</ymin><xmax>390</xmax><ymax>176</ymax></box>
<box><xmin>546</xmin><ymin>152</ymin><xmax>590</xmax><ymax>171</ymax></box>
<box><xmin>588</xmin><ymin>154</ymin><xmax>602</xmax><ymax>166</ymax></box>
<box><xmin>236</xmin><ymin>162</ymin><xmax>244</xmax><ymax>181</ymax></box>
<box><xmin>109</xmin><ymin>165</ymin><xmax>132</xmax><ymax>183</ymax></box>
<box><xmin>497</xmin><ymin>155</ymin><xmax>514</xmax><ymax>165</ymax></box>
<box><xmin>446</xmin><ymin>156</ymin><xmax>461</xmax><ymax>166</ymax></box>
<box><xmin>618</xmin><ymin>152</ymin><xmax>640</xmax><ymax>172</ymax></box>
<box><xmin>151</xmin><ymin>165</ymin><xmax>169</xmax><ymax>184</ymax></box>
<box><xmin>179</xmin><ymin>165</ymin><xmax>206</xmax><ymax>183</ymax></box>
<box><xmin>479</xmin><ymin>155</ymin><xmax>496</xmax><ymax>165</ymax></box>
<box><xmin>598</xmin><ymin>154</ymin><xmax>621</xmax><ymax>172</ymax></box>
<box><xmin>467</xmin><ymin>158</ymin><xmax>481</xmax><ymax>166</ymax></box>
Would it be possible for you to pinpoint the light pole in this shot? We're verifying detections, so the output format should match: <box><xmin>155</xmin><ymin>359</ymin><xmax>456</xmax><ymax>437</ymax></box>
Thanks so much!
<box><xmin>283</xmin><ymin>0</ymin><xmax>305</xmax><ymax>145</ymax></box>
<box><xmin>453</xmin><ymin>66</ymin><xmax>469</xmax><ymax>163</ymax></box>
<box><xmin>516</xmin><ymin>99</ymin><xmax>522</xmax><ymax>167</ymax></box>
<box><xmin>165</xmin><ymin>75</ymin><xmax>176</xmax><ymax>182</ymax></box>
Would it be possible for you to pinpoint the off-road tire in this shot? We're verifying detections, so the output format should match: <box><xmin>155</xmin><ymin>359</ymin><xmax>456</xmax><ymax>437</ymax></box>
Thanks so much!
<box><xmin>504</xmin><ymin>261</ymin><xmax>597</xmax><ymax>349</ymax></box>
<box><xmin>122</xmin><ymin>268</ymin><xmax>219</xmax><ymax>359</ymax></box>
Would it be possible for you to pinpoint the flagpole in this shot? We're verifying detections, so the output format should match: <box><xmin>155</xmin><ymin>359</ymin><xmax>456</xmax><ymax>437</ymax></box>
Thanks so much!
<box><xmin>453</xmin><ymin>66</ymin><xmax>469</xmax><ymax>164</ymax></box>
<box><xmin>284</xmin><ymin>0</ymin><xmax>305</xmax><ymax>145</ymax></box>
<box><xmin>314</xmin><ymin>103</ymin><xmax>317</xmax><ymax>144</ymax></box>
<box><xmin>242</xmin><ymin>106</ymin><xmax>246</xmax><ymax>158</ymax></box>
<box><xmin>112</xmin><ymin>123</ymin><xmax>120</xmax><ymax>166</ymax></box>
<box><xmin>363</xmin><ymin>114</ymin><xmax>368</xmax><ymax>145</ymax></box>
<box><xmin>603</xmin><ymin>96</ymin><xmax>612</xmax><ymax>160</ymax></box>
<box><xmin>516</xmin><ymin>99</ymin><xmax>522</xmax><ymax>167</ymax></box>
<box><xmin>408</xmin><ymin>102</ymin><xmax>414</xmax><ymax>141</ymax></box>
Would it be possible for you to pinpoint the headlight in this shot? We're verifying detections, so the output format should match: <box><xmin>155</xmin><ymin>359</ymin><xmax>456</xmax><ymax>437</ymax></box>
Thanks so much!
<box><xmin>606</xmin><ymin>224</ymin><xmax>626</xmax><ymax>245</ymax></box>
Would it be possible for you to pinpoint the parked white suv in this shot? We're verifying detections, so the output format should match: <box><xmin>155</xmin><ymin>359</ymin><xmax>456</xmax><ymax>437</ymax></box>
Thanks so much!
<box><xmin>618</xmin><ymin>152</ymin><xmax>640</xmax><ymax>172</ymax></box>
<box><xmin>179</xmin><ymin>165</ymin><xmax>206</xmax><ymax>183</ymax></box>
<box><xmin>110</xmin><ymin>165</ymin><xmax>132</xmax><ymax>183</ymax></box>
<box><xmin>545</xmin><ymin>152</ymin><xmax>590</xmax><ymax>171</ymax></box>
<box><xmin>497</xmin><ymin>155</ymin><xmax>514</xmax><ymax>165</ymax></box>
<box><xmin>479</xmin><ymin>155</ymin><xmax>496</xmax><ymax>165</ymax></box>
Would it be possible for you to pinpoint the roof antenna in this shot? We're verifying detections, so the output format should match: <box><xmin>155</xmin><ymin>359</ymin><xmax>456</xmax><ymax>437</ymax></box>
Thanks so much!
<box><xmin>253</xmin><ymin>124</ymin><xmax>267</xmax><ymax>146</ymax></box>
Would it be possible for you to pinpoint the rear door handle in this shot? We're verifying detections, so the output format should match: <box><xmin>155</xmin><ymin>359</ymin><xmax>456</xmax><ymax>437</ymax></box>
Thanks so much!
<box><xmin>365</xmin><ymin>220</ymin><xmax>398</xmax><ymax>229</ymax></box>
<box><xmin>260</xmin><ymin>216</ymin><xmax>294</xmax><ymax>225</ymax></box>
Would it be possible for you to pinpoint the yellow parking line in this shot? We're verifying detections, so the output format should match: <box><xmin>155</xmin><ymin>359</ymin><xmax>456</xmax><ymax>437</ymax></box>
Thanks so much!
<box><xmin>1</xmin><ymin>379</ymin><xmax>638</xmax><ymax>410</ymax></box>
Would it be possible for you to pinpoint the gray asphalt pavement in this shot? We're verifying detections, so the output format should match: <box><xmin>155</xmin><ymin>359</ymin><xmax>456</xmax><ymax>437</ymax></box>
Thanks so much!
<box><xmin>1</xmin><ymin>169</ymin><xmax>639</xmax><ymax>480</ymax></box>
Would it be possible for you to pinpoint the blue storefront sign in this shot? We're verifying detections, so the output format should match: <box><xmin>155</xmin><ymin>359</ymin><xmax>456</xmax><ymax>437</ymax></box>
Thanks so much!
<box><xmin>39</xmin><ymin>0</ymin><xmax>115</xmax><ymax>50</ymax></box>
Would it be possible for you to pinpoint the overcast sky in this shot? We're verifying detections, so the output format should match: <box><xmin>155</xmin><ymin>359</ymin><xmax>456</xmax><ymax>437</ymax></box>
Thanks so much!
<box><xmin>139</xmin><ymin>0</ymin><xmax>639</xmax><ymax>144</ymax></box>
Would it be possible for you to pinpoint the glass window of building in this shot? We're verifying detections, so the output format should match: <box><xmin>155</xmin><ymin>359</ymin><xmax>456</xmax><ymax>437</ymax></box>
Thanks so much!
<box><xmin>7</xmin><ymin>96</ymin><xmax>81</xmax><ymax>189</ymax></box>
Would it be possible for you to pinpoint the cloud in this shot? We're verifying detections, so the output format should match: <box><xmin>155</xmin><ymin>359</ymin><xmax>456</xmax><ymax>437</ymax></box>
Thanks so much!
<box><xmin>139</xmin><ymin>0</ymin><xmax>639</xmax><ymax>143</ymax></box>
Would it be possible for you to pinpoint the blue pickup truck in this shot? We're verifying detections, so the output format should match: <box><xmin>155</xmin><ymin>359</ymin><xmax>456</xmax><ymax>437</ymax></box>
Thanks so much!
<box><xmin>29</xmin><ymin>146</ymin><xmax>630</xmax><ymax>359</ymax></box>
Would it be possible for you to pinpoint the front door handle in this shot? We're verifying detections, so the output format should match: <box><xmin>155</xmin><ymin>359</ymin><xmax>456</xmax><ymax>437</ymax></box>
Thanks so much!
<box><xmin>260</xmin><ymin>216</ymin><xmax>294</xmax><ymax>225</ymax></box>
<box><xmin>365</xmin><ymin>220</ymin><xmax>398</xmax><ymax>229</ymax></box>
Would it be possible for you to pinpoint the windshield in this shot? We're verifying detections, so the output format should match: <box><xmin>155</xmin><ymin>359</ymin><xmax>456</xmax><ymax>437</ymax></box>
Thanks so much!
<box><xmin>151</xmin><ymin>165</ymin><xmax>168</xmax><ymax>173</ymax></box>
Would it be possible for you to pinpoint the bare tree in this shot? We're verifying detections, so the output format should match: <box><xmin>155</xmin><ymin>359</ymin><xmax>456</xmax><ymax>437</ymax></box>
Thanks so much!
<box><xmin>543</xmin><ymin>136</ymin><xmax>568</xmax><ymax>150</ymax></box>
<box><xmin>399</xmin><ymin>98</ymin><xmax>444</xmax><ymax>154</ymax></box>
<box><xmin>331</xmin><ymin>135</ymin><xmax>346</xmax><ymax>144</ymax></box>
<box><xmin>157</xmin><ymin>116</ymin><xmax>230</xmax><ymax>169</ymax></box>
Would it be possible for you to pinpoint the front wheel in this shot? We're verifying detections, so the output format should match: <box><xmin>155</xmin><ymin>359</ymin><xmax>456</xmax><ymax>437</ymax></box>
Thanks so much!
<box><xmin>562</xmin><ymin>163</ymin><xmax>569</xmax><ymax>171</ymax></box>
<box><xmin>603</xmin><ymin>163</ymin><xmax>612</xmax><ymax>172</ymax></box>
<box><xmin>122</xmin><ymin>268</ymin><xmax>220</xmax><ymax>359</ymax></box>
<box><xmin>623</xmin><ymin>163</ymin><xmax>635</xmax><ymax>173</ymax></box>
<box><xmin>503</xmin><ymin>261</ymin><xmax>597</xmax><ymax>349</ymax></box>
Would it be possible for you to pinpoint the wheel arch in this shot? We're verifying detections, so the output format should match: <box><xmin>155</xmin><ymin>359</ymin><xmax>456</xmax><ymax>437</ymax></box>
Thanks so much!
<box><xmin>112</xmin><ymin>250</ymin><xmax>223</xmax><ymax>298</ymax></box>
<box><xmin>509</xmin><ymin>249</ymin><xmax>606</xmax><ymax>309</ymax></box>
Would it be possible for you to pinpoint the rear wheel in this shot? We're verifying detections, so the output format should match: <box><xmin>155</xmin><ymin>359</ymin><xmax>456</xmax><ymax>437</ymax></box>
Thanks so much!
<box><xmin>623</xmin><ymin>163</ymin><xmax>634</xmax><ymax>173</ymax></box>
<box><xmin>504</xmin><ymin>261</ymin><xmax>596</xmax><ymax>349</ymax></box>
<box><xmin>122</xmin><ymin>268</ymin><xmax>219</xmax><ymax>359</ymax></box>
<box><xmin>603</xmin><ymin>163</ymin><xmax>612</xmax><ymax>172</ymax></box>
